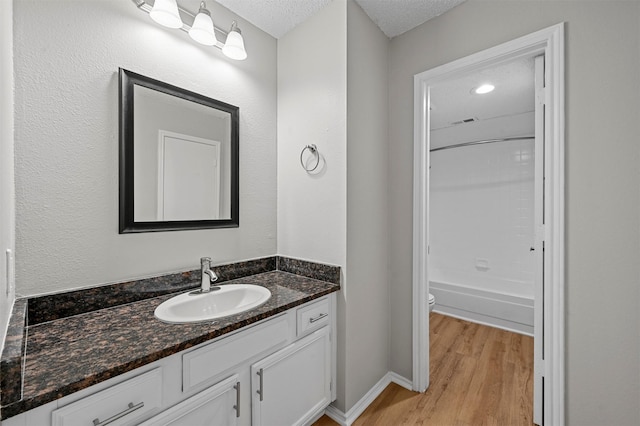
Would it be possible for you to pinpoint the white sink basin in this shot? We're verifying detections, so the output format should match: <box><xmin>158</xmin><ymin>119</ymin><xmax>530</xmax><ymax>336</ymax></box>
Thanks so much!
<box><xmin>154</xmin><ymin>284</ymin><xmax>272</xmax><ymax>324</ymax></box>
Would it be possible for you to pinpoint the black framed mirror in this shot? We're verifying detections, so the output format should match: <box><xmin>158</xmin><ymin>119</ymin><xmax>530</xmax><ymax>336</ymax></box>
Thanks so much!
<box><xmin>119</xmin><ymin>68</ymin><xmax>239</xmax><ymax>233</ymax></box>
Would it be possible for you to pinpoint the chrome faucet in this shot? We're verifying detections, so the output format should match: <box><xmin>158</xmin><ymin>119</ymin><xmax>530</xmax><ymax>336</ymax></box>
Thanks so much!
<box><xmin>200</xmin><ymin>257</ymin><xmax>219</xmax><ymax>293</ymax></box>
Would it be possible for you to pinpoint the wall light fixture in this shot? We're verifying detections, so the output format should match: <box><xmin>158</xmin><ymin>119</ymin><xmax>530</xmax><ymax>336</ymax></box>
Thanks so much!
<box><xmin>132</xmin><ymin>0</ymin><xmax>247</xmax><ymax>60</ymax></box>
<box><xmin>222</xmin><ymin>22</ymin><xmax>247</xmax><ymax>61</ymax></box>
<box><xmin>189</xmin><ymin>2</ymin><xmax>217</xmax><ymax>46</ymax></box>
<box><xmin>149</xmin><ymin>0</ymin><xmax>182</xmax><ymax>28</ymax></box>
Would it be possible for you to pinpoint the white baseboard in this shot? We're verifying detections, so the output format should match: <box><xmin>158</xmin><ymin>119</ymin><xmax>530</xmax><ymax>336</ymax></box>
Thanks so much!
<box><xmin>323</xmin><ymin>372</ymin><xmax>412</xmax><ymax>426</ymax></box>
<box><xmin>306</xmin><ymin>409</ymin><xmax>329</xmax><ymax>426</ymax></box>
<box><xmin>387</xmin><ymin>371</ymin><xmax>412</xmax><ymax>391</ymax></box>
<box><xmin>323</xmin><ymin>405</ymin><xmax>348</xmax><ymax>425</ymax></box>
<box><xmin>430</xmin><ymin>281</ymin><xmax>534</xmax><ymax>335</ymax></box>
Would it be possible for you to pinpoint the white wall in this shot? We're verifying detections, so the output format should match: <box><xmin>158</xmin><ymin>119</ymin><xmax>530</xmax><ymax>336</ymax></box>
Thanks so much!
<box><xmin>13</xmin><ymin>0</ymin><xmax>277</xmax><ymax>296</ymax></box>
<box><xmin>277</xmin><ymin>1</ymin><xmax>347</xmax><ymax>268</ymax></box>
<box><xmin>345</xmin><ymin>0</ymin><xmax>390</xmax><ymax>411</ymax></box>
<box><xmin>389</xmin><ymin>1</ymin><xmax>640</xmax><ymax>424</ymax></box>
<box><xmin>277</xmin><ymin>0</ymin><xmax>348</xmax><ymax>409</ymax></box>
<box><xmin>0</xmin><ymin>0</ymin><xmax>16</xmax><ymax>349</ymax></box>
<box><xmin>430</xmin><ymin>127</ymin><xmax>535</xmax><ymax>298</ymax></box>
<box><xmin>277</xmin><ymin>0</ymin><xmax>390</xmax><ymax>413</ymax></box>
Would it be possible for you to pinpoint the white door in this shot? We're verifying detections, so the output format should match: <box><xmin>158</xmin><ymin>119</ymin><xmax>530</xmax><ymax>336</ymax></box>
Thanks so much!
<box><xmin>533</xmin><ymin>54</ymin><xmax>545</xmax><ymax>426</ymax></box>
<box><xmin>251</xmin><ymin>328</ymin><xmax>331</xmax><ymax>426</ymax></box>
<box><xmin>157</xmin><ymin>130</ymin><xmax>221</xmax><ymax>221</ymax></box>
<box><xmin>140</xmin><ymin>375</ymin><xmax>239</xmax><ymax>426</ymax></box>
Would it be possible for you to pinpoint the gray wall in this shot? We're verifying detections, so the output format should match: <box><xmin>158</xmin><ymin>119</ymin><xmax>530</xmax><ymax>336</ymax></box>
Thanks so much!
<box><xmin>345</xmin><ymin>0</ymin><xmax>391</xmax><ymax>412</ymax></box>
<box><xmin>388</xmin><ymin>1</ymin><xmax>640</xmax><ymax>424</ymax></box>
<box><xmin>277</xmin><ymin>0</ymin><xmax>348</xmax><ymax>409</ymax></box>
<box><xmin>277</xmin><ymin>1</ymin><xmax>347</xmax><ymax>268</ymax></box>
<box><xmin>277</xmin><ymin>0</ymin><xmax>391</xmax><ymax>413</ymax></box>
<box><xmin>0</xmin><ymin>0</ymin><xmax>15</xmax><ymax>349</ymax></box>
<box><xmin>13</xmin><ymin>0</ymin><xmax>277</xmax><ymax>296</ymax></box>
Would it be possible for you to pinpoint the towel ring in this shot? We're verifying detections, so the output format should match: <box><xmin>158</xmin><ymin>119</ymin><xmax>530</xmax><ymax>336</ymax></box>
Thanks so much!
<box><xmin>300</xmin><ymin>144</ymin><xmax>320</xmax><ymax>172</ymax></box>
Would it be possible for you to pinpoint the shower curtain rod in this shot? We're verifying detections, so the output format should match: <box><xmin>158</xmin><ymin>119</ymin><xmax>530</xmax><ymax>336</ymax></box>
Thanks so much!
<box><xmin>430</xmin><ymin>136</ymin><xmax>534</xmax><ymax>153</ymax></box>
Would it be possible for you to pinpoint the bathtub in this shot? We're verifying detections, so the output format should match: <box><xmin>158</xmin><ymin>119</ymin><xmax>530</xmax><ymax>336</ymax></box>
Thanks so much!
<box><xmin>429</xmin><ymin>280</ymin><xmax>534</xmax><ymax>336</ymax></box>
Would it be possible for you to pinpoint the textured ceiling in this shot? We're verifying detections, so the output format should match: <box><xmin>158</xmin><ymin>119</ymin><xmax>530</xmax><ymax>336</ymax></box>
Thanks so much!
<box><xmin>212</xmin><ymin>0</ymin><xmax>466</xmax><ymax>39</ymax></box>
<box><xmin>354</xmin><ymin>0</ymin><xmax>466</xmax><ymax>38</ymax></box>
<box><xmin>214</xmin><ymin>0</ymin><xmax>332</xmax><ymax>39</ymax></box>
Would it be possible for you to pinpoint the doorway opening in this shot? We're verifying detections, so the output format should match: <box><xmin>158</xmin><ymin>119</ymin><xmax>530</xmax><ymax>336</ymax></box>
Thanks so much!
<box><xmin>412</xmin><ymin>23</ymin><xmax>565</xmax><ymax>425</ymax></box>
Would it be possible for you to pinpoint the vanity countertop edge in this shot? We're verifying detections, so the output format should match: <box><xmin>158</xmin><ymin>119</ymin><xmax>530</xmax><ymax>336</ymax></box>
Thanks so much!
<box><xmin>0</xmin><ymin>256</ymin><xmax>341</xmax><ymax>420</ymax></box>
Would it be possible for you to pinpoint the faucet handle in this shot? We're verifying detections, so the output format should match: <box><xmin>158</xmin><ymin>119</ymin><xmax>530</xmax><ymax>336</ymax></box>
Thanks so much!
<box><xmin>201</xmin><ymin>257</ymin><xmax>211</xmax><ymax>267</ymax></box>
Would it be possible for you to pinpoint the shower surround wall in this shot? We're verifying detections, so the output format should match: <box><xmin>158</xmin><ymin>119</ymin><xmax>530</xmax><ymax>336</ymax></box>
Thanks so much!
<box><xmin>430</xmin><ymin>127</ymin><xmax>535</xmax><ymax>334</ymax></box>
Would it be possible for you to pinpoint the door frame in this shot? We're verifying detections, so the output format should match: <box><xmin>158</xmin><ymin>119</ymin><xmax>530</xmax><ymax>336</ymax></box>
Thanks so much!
<box><xmin>412</xmin><ymin>23</ymin><xmax>565</xmax><ymax>425</ymax></box>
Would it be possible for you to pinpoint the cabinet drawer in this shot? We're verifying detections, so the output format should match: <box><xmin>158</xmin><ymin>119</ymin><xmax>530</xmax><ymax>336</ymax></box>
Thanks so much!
<box><xmin>183</xmin><ymin>314</ymin><xmax>290</xmax><ymax>393</ymax></box>
<box><xmin>296</xmin><ymin>297</ymin><xmax>330</xmax><ymax>337</ymax></box>
<box><xmin>52</xmin><ymin>368</ymin><xmax>162</xmax><ymax>426</ymax></box>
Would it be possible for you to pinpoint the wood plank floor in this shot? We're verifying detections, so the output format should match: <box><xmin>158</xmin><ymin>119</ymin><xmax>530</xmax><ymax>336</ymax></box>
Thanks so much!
<box><xmin>314</xmin><ymin>313</ymin><xmax>534</xmax><ymax>426</ymax></box>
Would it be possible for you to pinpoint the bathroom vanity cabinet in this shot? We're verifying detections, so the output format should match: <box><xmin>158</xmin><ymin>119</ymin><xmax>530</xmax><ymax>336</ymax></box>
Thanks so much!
<box><xmin>141</xmin><ymin>374</ymin><xmax>240</xmax><ymax>425</ymax></box>
<box><xmin>251</xmin><ymin>326</ymin><xmax>331</xmax><ymax>425</ymax></box>
<box><xmin>3</xmin><ymin>295</ymin><xmax>336</xmax><ymax>426</ymax></box>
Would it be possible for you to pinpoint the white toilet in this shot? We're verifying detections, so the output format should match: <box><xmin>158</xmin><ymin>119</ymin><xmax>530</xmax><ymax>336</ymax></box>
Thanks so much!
<box><xmin>428</xmin><ymin>293</ymin><xmax>435</xmax><ymax>312</ymax></box>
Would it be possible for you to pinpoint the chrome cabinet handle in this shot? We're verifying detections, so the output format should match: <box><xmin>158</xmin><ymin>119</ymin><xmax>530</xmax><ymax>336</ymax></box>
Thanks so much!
<box><xmin>92</xmin><ymin>402</ymin><xmax>144</xmax><ymax>426</ymax></box>
<box><xmin>309</xmin><ymin>313</ymin><xmax>328</xmax><ymax>323</ymax></box>
<box><xmin>256</xmin><ymin>369</ymin><xmax>264</xmax><ymax>401</ymax></box>
<box><xmin>233</xmin><ymin>381</ymin><xmax>241</xmax><ymax>418</ymax></box>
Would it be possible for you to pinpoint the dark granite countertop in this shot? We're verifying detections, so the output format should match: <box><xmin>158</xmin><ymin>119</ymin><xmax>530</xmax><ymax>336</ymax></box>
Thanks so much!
<box><xmin>0</xmin><ymin>256</ymin><xmax>340</xmax><ymax>420</ymax></box>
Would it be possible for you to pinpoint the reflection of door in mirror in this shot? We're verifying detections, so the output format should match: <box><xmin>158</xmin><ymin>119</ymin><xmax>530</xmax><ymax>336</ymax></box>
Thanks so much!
<box><xmin>157</xmin><ymin>131</ymin><xmax>221</xmax><ymax>221</ymax></box>
<box><xmin>132</xmin><ymin>84</ymin><xmax>232</xmax><ymax>222</ymax></box>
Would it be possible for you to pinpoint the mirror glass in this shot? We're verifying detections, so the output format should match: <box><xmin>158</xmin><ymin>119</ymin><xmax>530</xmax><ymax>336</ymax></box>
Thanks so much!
<box><xmin>119</xmin><ymin>69</ymin><xmax>239</xmax><ymax>233</ymax></box>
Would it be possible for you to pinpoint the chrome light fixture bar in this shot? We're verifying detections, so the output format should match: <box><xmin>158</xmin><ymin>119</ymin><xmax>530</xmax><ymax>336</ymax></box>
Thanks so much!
<box><xmin>132</xmin><ymin>0</ymin><xmax>247</xmax><ymax>60</ymax></box>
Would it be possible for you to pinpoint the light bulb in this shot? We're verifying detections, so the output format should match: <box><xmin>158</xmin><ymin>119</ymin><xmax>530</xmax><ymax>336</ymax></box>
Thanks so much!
<box><xmin>149</xmin><ymin>0</ymin><xmax>182</xmax><ymax>29</ymax></box>
<box><xmin>189</xmin><ymin>2</ymin><xmax>217</xmax><ymax>46</ymax></box>
<box><xmin>222</xmin><ymin>22</ymin><xmax>247</xmax><ymax>60</ymax></box>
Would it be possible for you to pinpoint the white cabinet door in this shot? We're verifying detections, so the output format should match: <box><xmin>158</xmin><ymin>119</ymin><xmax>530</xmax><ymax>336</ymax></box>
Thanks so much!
<box><xmin>51</xmin><ymin>368</ymin><xmax>163</xmax><ymax>426</ymax></box>
<box><xmin>141</xmin><ymin>375</ymin><xmax>239</xmax><ymax>426</ymax></box>
<box><xmin>251</xmin><ymin>328</ymin><xmax>331</xmax><ymax>426</ymax></box>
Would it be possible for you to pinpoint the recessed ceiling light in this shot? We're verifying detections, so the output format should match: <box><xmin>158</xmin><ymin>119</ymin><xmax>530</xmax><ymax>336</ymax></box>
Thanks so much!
<box><xmin>473</xmin><ymin>84</ymin><xmax>495</xmax><ymax>95</ymax></box>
